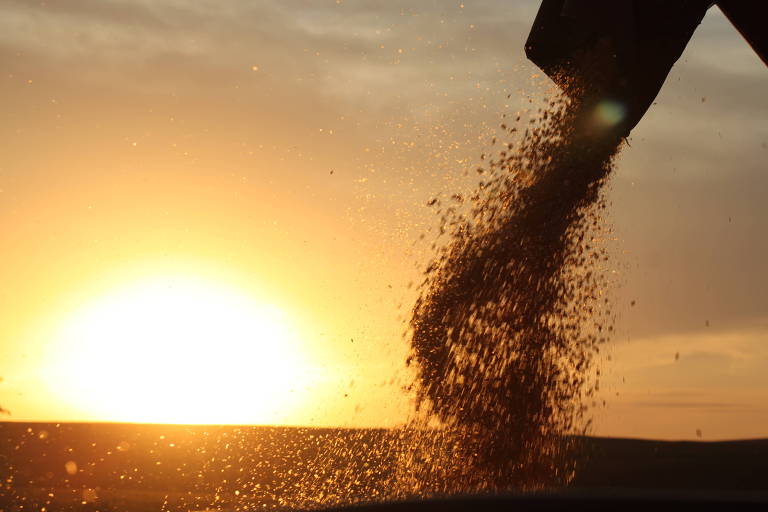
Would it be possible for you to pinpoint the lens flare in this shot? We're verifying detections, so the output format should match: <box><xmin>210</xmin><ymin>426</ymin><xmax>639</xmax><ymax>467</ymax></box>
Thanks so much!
<box><xmin>594</xmin><ymin>99</ymin><xmax>627</xmax><ymax>127</ymax></box>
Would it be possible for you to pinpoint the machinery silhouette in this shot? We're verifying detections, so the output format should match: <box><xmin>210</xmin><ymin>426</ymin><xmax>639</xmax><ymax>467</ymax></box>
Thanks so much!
<box><xmin>525</xmin><ymin>1</ymin><xmax>767</xmax><ymax>138</ymax></box>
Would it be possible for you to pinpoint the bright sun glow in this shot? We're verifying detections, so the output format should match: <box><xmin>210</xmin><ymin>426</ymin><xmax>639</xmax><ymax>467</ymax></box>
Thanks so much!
<box><xmin>45</xmin><ymin>276</ymin><xmax>312</xmax><ymax>424</ymax></box>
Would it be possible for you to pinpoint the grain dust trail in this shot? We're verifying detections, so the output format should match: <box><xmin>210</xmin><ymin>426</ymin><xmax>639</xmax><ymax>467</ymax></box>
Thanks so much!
<box><xmin>404</xmin><ymin>88</ymin><xmax>622</xmax><ymax>493</ymax></box>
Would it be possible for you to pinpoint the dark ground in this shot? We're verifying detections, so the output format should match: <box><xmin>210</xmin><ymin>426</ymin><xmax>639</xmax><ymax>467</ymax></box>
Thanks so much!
<box><xmin>1</xmin><ymin>422</ymin><xmax>766</xmax><ymax>511</ymax></box>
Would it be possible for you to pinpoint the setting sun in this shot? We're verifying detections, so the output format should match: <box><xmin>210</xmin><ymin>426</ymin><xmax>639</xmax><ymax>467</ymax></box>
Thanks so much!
<box><xmin>44</xmin><ymin>276</ymin><xmax>312</xmax><ymax>425</ymax></box>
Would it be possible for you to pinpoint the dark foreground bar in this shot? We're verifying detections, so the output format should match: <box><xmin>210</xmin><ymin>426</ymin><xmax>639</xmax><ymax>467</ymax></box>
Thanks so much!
<box><xmin>323</xmin><ymin>491</ymin><xmax>768</xmax><ymax>512</ymax></box>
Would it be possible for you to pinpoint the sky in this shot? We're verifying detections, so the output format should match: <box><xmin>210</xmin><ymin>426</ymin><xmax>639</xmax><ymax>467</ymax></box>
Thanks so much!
<box><xmin>0</xmin><ymin>0</ymin><xmax>766</xmax><ymax>440</ymax></box>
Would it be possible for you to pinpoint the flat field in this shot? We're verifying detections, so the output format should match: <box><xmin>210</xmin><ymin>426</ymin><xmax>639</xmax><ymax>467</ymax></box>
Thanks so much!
<box><xmin>1</xmin><ymin>422</ymin><xmax>766</xmax><ymax>511</ymax></box>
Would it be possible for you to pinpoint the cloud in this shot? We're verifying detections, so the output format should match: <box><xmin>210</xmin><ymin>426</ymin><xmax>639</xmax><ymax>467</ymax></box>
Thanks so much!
<box><xmin>597</xmin><ymin>325</ymin><xmax>768</xmax><ymax>439</ymax></box>
<box><xmin>609</xmin><ymin>149</ymin><xmax>768</xmax><ymax>339</ymax></box>
<box><xmin>0</xmin><ymin>0</ymin><xmax>550</xmax><ymax>134</ymax></box>
<box><xmin>603</xmin><ymin>323</ymin><xmax>768</xmax><ymax>394</ymax></box>
<box><xmin>688</xmin><ymin>5</ymin><xmax>768</xmax><ymax>75</ymax></box>
<box><xmin>628</xmin><ymin>401</ymin><xmax>743</xmax><ymax>409</ymax></box>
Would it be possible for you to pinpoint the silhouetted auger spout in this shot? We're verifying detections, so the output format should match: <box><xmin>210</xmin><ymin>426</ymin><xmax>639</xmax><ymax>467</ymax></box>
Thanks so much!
<box><xmin>526</xmin><ymin>1</ymin><xmax>767</xmax><ymax>140</ymax></box>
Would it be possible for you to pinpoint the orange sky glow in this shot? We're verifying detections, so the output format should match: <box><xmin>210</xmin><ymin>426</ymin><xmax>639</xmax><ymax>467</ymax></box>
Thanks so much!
<box><xmin>0</xmin><ymin>1</ymin><xmax>766</xmax><ymax>440</ymax></box>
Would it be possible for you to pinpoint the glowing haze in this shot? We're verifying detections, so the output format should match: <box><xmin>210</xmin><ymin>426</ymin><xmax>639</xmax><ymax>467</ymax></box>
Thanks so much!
<box><xmin>0</xmin><ymin>1</ymin><xmax>766</xmax><ymax>439</ymax></box>
<box><xmin>45</xmin><ymin>275</ymin><xmax>311</xmax><ymax>424</ymax></box>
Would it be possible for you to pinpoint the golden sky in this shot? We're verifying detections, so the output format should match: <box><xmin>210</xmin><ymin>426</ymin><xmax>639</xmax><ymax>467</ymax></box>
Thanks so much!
<box><xmin>0</xmin><ymin>0</ymin><xmax>766</xmax><ymax>440</ymax></box>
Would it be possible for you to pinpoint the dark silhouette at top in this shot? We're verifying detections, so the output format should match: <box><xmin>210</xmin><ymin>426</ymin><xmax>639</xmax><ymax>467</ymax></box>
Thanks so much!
<box><xmin>526</xmin><ymin>1</ymin><xmax>767</xmax><ymax>139</ymax></box>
